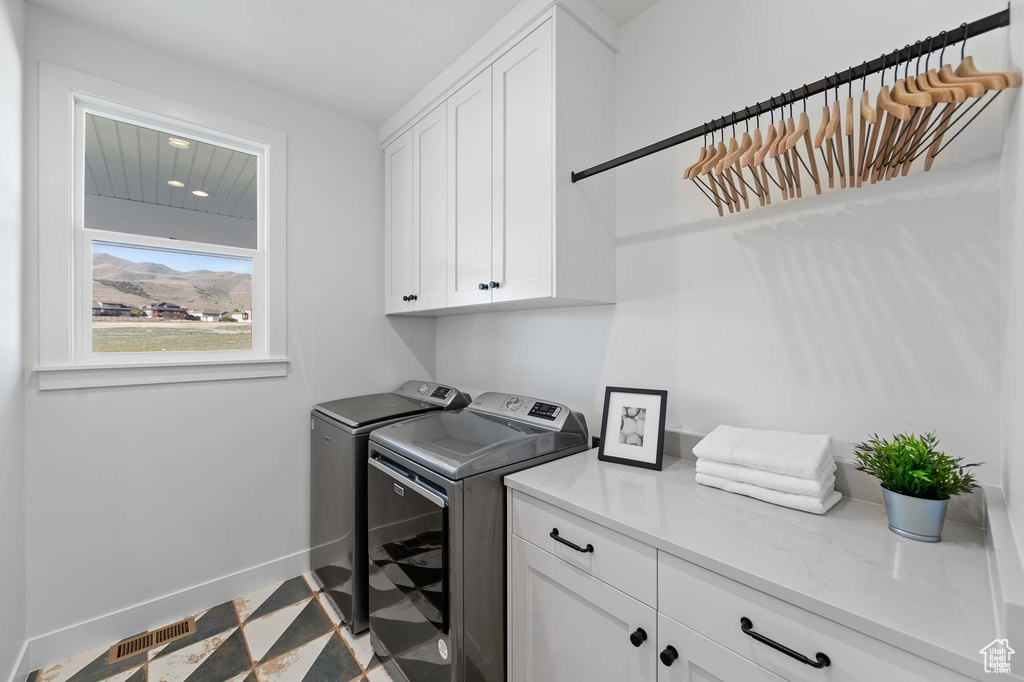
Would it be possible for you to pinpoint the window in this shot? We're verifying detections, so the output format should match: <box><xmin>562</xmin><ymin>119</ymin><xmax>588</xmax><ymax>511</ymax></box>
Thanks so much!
<box><xmin>84</xmin><ymin>114</ymin><xmax>258</xmax><ymax>355</ymax></box>
<box><xmin>36</xmin><ymin>64</ymin><xmax>287</xmax><ymax>389</ymax></box>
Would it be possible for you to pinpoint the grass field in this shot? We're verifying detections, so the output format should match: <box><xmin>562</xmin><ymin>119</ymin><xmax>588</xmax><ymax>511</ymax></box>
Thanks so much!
<box><xmin>92</xmin><ymin>322</ymin><xmax>252</xmax><ymax>352</ymax></box>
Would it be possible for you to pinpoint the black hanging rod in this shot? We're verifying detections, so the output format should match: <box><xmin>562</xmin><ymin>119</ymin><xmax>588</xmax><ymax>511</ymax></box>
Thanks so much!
<box><xmin>570</xmin><ymin>7</ymin><xmax>1010</xmax><ymax>183</ymax></box>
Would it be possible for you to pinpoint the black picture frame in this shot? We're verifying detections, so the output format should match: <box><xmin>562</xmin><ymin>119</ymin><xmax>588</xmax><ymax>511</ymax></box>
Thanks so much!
<box><xmin>597</xmin><ymin>386</ymin><xmax>668</xmax><ymax>471</ymax></box>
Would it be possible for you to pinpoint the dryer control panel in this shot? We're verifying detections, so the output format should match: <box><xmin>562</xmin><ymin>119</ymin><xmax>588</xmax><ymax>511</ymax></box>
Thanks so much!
<box><xmin>394</xmin><ymin>381</ymin><xmax>470</xmax><ymax>408</ymax></box>
<box><xmin>468</xmin><ymin>392</ymin><xmax>572</xmax><ymax>431</ymax></box>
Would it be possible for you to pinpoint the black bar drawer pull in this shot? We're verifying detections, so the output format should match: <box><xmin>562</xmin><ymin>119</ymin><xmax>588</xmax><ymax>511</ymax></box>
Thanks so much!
<box><xmin>550</xmin><ymin>528</ymin><xmax>594</xmax><ymax>553</ymax></box>
<box><xmin>740</xmin><ymin>618</ymin><xmax>830</xmax><ymax>669</ymax></box>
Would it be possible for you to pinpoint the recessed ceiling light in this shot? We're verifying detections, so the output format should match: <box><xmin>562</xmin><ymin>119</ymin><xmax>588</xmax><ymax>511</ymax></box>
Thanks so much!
<box><xmin>192</xmin><ymin>190</ymin><xmax>209</xmax><ymax>197</ymax></box>
<box><xmin>166</xmin><ymin>180</ymin><xmax>185</xmax><ymax>188</ymax></box>
<box><xmin>167</xmin><ymin>137</ymin><xmax>191</xmax><ymax>149</ymax></box>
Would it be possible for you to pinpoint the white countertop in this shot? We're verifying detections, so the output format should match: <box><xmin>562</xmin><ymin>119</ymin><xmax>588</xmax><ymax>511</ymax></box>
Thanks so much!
<box><xmin>505</xmin><ymin>450</ymin><xmax>995</xmax><ymax>680</ymax></box>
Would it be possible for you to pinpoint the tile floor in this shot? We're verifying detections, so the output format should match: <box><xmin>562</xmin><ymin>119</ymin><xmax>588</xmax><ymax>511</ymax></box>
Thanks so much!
<box><xmin>28</xmin><ymin>574</ymin><xmax>394</xmax><ymax>682</ymax></box>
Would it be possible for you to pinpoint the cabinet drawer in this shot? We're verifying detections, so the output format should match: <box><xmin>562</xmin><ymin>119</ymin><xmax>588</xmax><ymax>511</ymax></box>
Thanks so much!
<box><xmin>657</xmin><ymin>613</ymin><xmax>784</xmax><ymax>682</ymax></box>
<box><xmin>512</xmin><ymin>491</ymin><xmax>657</xmax><ymax>606</ymax></box>
<box><xmin>658</xmin><ymin>552</ymin><xmax>966</xmax><ymax>682</ymax></box>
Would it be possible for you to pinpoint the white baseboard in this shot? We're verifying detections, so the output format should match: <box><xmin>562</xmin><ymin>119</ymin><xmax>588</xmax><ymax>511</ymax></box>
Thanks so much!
<box><xmin>5</xmin><ymin>640</ymin><xmax>31</xmax><ymax>682</ymax></box>
<box><xmin>25</xmin><ymin>548</ymin><xmax>311</xmax><ymax>671</ymax></box>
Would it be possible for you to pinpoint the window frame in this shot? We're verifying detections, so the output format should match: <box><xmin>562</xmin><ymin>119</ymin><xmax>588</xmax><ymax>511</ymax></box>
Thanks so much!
<box><xmin>35</xmin><ymin>62</ymin><xmax>288</xmax><ymax>390</ymax></box>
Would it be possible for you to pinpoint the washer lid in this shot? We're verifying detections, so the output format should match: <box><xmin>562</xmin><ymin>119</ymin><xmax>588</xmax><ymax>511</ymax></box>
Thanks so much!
<box><xmin>370</xmin><ymin>410</ymin><xmax>586</xmax><ymax>480</ymax></box>
<box><xmin>314</xmin><ymin>392</ymin><xmax>439</xmax><ymax>429</ymax></box>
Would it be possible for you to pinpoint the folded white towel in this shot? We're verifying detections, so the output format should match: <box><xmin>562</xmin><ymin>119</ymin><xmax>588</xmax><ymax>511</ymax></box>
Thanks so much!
<box><xmin>695</xmin><ymin>458</ymin><xmax>836</xmax><ymax>497</ymax></box>
<box><xmin>696</xmin><ymin>472</ymin><xmax>842</xmax><ymax>515</ymax></box>
<box><xmin>693</xmin><ymin>425</ymin><xmax>832</xmax><ymax>480</ymax></box>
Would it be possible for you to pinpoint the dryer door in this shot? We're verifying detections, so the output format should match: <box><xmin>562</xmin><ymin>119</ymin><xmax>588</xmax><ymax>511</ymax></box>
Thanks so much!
<box><xmin>367</xmin><ymin>456</ymin><xmax>451</xmax><ymax>682</ymax></box>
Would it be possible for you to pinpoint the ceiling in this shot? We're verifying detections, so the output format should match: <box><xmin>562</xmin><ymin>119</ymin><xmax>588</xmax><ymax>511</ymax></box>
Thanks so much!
<box><xmin>84</xmin><ymin>113</ymin><xmax>258</xmax><ymax>220</ymax></box>
<box><xmin>590</xmin><ymin>0</ymin><xmax>658</xmax><ymax>27</ymax></box>
<box><xmin>29</xmin><ymin>0</ymin><xmax>659</xmax><ymax>125</ymax></box>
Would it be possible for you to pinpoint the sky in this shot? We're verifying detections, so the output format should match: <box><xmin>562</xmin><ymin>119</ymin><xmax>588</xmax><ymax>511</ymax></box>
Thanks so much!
<box><xmin>94</xmin><ymin>243</ymin><xmax>252</xmax><ymax>274</ymax></box>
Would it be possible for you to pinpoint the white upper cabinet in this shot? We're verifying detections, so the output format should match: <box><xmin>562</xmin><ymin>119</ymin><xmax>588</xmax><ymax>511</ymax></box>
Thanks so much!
<box><xmin>491</xmin><ymin>21</ymin><xmax>553</xmax><ymax>304</ymax></box>
<box><xmin>383</xmin><ymin>130</ymin><xmax>413</xmax><ymax>313</ymax></box>
<box><xmin>446</xmin><ymin>69</ymin><xmax>493</xmax><ymax>308</ymax></box>
<box><xmin>412</xmin><ymin>104</ymin><xmax>448</xmax><ymax>311</ymax></box>
<box><xmin>383</xmin><ymin>8</ymin><xmax>616</xmax><ymax>315</ymax></box>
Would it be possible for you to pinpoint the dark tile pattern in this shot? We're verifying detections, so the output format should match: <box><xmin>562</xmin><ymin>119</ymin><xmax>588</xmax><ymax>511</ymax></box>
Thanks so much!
<box><xmin>28</xmin><ymin>573</ymin><xmax>391</xmax><ymax>682</ymax></box>
<box><xmin>260</xmin><ymin>599</ymin><xmax>333</xmax><ymax>663</ymax></box>
<box><xmin>245</xmin><ymin>577</ymin><xmax>313</xmax><ymax>623</ymax></box>
<box><xmin>183</xmin><ymin>630</ymin><xmax>250</xmax><ymax>682</ymax></box>
<box><xmin>300</xmin><ymin>634</ymin><xmax>361</xmax><ymax>682</ymax></box>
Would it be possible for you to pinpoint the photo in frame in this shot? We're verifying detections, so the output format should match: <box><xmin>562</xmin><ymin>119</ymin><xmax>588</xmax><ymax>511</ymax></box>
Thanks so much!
<box><xmin>597</xmin><ymin>387</ymin><xmax>668</xmax><ymax>471</ymax></box>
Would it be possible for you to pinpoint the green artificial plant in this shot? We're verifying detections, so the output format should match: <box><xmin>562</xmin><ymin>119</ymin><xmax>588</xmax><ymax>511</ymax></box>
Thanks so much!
<box><xmin>853</xmin><ymin>432</ymin><xmax>981</xmax><ymax>501</ymax></box>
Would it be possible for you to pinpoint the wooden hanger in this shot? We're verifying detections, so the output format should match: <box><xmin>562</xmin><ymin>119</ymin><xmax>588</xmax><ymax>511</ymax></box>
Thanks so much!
<box><xmin>867</xmin><ymin>55</ymin><xmax>913</xmax><ymax>184</ymax></box>
<box><xmin>743</xmin><ymin>119</ymin><xmax>768</xmax><ymax>205</ymax></box>
<box><xmin>714</xmin><ymin>131</ymin><xmax>741</xmax><ymax>213</ymax></box>
<box><xmin>814</xmin><ymin>84</ymin><xmax>835</xmax><ymax>189</ymax></box>
<box><xmin>770</xmin><ymin>111</ymin><xmax>791</xmax><ymax>199</ymax></box>
<box><xmin>685</xmin><ymin>126</ymin><xmax>721</xmax><ymax>215</ymax></box>
<box><xmin>926</xmin><ymin>26</ymin><xmax>1022</xmax><ymax>170</ymax></box>
<box><xmin>698</xmin><ymin>127</ymin><xmax>727</xmax><ymax>216</ymax></box>
<box><xmin>720</xmin><ymin>114</ymin><xmax>751</xmax><ymax>210</ymax></box>
<box><xmin>901</xmin><ymin>39</ymin><xmax>967</xmax><ymax>176</ymax></box>
<box><xmin>780</xmin><ymin>97</ymin><xmax>801</xmax><ymax>198</ymax></box>
<box><xmin>785</xmin><ymin>87</ymin><xmax>821</xmax><ymax>195</ymax></box>
<box><xmin>955</xmin><ymin>55</ymin><xmax>1021</xmax><ymax>88</ymax></box>
<box><xmin>740</xmin><ymin>108</ymin><xmax>767</xmax><ymax>206</ymax></box>
<box><xmin>883</xmin><ymin>49</ymin><xmax>932</xmax><ymax>180</ymax></box>
<box><xmin>843</xmin><ymin>81</ymin><xmax>856</xmax><ymax>184</ymax></box>
<box><xmin>705</xmin><ymin>122</ymin><xmax>736</xmax><ymax>214</ymax></box>
<box><xmin>856</xmin><ymin>63</ymin><xmax>877</xmax><ymax>188</ymax></box>
<box><xmin>825</xmin><ymin>83</ymin><xmax>846</xmax><ymax>189</ymax></box>
<box><xmin>733</xmin><ymin>112</ymin><xmax>757</xmax><ymax>208</ymax></box>
<box><xmin>754</xmin><ymin>103</ymin><xmax>780</xmax><ymax>206</ymax></box>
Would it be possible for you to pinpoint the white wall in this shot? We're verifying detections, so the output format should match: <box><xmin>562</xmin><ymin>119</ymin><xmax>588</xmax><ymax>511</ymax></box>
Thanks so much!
<box><xmin>0</xmin><ymin>0</ymin><xmax>26</xmax><ymax>676</ymax></box>
<box><xmin>22</xmin><ymin>3</ymin><xmax>436</xmax><ymax>655</ymax></box>
<box><xmin>437</xmin><ymin>0</ymin><xmax>1007</xmax><ymax>484</ymax></box>
<box><xmin>1003</xmin><ymin>0</ymin><xmax>1024</xmax><ymax>561</ymax></box>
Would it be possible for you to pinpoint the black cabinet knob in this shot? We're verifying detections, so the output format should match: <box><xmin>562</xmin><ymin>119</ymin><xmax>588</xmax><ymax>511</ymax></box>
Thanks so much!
<box><xmin>410</xmin><ymin>294</ymin><xmax>418</xmax><ymax>301</ymax></box>
<box><xmin>478</xmin><ymin>283</ymin><xmax>488</xmax><ymax>290</ymax></box>
<box><xmin>402</xmin><ymin>295</ymin><xmax>410</xmax><ymax>301</ymax></box>
<box><xmin>489</xmin><ymin>281</ymin><xmax>500</xmax><ymax>289</ymax></box>
<box><xmin>660</xmin><ymin>646</ymin><xmax>679</xmax><ymax>666</ymax></box>
<box><xmin>629</xmin><ymin>628</ymin><xmax>648</xmax><ymax>647</ymax></box>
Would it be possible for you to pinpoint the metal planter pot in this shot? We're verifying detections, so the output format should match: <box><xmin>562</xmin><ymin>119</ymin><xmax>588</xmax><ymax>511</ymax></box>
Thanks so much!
<box><xmin>882</xmin><ymin>488</ymin><xmax>949</xmax><ymax>542</ymax></box>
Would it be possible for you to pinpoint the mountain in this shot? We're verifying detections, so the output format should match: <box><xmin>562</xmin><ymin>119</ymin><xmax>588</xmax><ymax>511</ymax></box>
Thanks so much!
<box><xmin>92</xmin><ymin>253</ymin><xmax>252</xmax><ymax>311</ymax></box>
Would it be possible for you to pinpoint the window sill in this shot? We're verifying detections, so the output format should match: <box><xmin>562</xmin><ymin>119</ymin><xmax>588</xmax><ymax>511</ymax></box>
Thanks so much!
<box><xmin>33</xmin><ymin>358</ymin><xmax>290</xmax><ymax>391</ymax></box>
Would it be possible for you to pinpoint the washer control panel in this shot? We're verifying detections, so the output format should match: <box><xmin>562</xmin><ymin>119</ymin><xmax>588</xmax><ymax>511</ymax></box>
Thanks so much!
<box><xmin>469</xmin><ymin>392</ymin><xmax>571</xmax><ymax>430</ymax></box>
<box><xmin>395</xmin><ymin>380</ymin><xmax>465</xmax><ymax>408</ymax></box>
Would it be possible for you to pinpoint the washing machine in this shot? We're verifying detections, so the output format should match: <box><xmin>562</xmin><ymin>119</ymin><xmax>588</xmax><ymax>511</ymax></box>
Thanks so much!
<box><xmin>365</xmin><ymin>391</ymin><xmax>588</xmax><ymax>681</ymax></box>
<box><xmin>310</xmin><ymin>380</ymin><xmax>470</xmax><ymax>633</ymax></box>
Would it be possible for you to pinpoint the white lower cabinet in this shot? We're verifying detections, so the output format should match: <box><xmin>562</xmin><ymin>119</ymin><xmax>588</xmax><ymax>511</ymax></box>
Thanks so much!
<box><xmin>509</xmin><ymin>491</ymin><xmax>972</xmax><ymax>682</ymax></box>
<box><xmin>510</xmin><ymin>535</ymin><xmax>657</xmax><ymax>682</ymax></box>
<box><xmin>657</xmin><ymin>614</ymin><xmax>783</xmax><ymax>682</ymax></box>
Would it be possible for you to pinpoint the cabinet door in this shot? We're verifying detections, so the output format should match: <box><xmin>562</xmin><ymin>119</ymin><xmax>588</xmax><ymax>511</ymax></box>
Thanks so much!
<box><xmin>491</xmin><ymin>21</ymin><xmax>553</xmax><ymax>303</ymax></box>
<box><xmin>511</xmin><ymin>535</ymin><xmax>656</xmax><ymax>682</ymax></box>
<box><xmin>446</xmin><ymin>68</ymin><xmax>493</xmax><ymax>307</ymax></box>
<box><xmin>657</xmin><ymin>614</ymin><xmax>784</xmax><ymax>682</ymax></box>
<box><xmin>412</xmin><ymin>104</ymin><xmax>447</xmax><ymax>311</ymax></box>
<box><xmin>384</xmin><ymin>130</ymin><xmax>414</xmax><ymax>313</ymax></box>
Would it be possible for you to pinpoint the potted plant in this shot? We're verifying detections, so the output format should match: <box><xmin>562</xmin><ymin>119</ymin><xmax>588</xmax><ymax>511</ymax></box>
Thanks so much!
<box><xmin>854</xmin><ymin>432</ymin><xmax>981</xmax><ymax>542</ymax></box>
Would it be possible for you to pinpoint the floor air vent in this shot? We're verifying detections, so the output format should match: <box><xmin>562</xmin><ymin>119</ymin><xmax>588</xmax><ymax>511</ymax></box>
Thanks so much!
<box><xmin>108</xmin><ymin>616</ymin><xmax>196</xmax><ymax>664</ymax></box>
